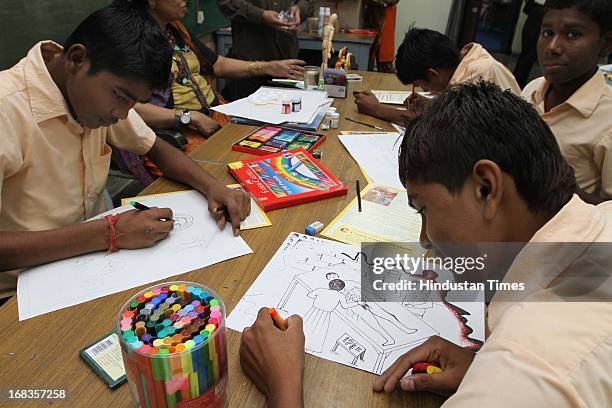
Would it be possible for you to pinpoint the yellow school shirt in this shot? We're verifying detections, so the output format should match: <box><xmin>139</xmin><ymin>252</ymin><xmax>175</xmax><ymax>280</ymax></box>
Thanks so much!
<box><xmin>450</xmin><ymin>43</ymin><xmax>521</xmax><ymax>95</ymax></box>
<box><xmin>522</xmin><ymin>73</ymin><xmax>612</xmax><ymax>199</ymax></box>
<box><xmin>0</xmin><ymin>41</ymin><xmax>156</xmax><ymax>297</ymax></box>
<box><xmin>444</xmin><ymin>196</ymin><xmax>612</xmax><ymax>407</ymax></box>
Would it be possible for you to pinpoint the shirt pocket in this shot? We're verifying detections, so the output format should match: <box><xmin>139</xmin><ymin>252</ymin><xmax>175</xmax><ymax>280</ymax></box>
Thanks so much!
<box><xmin>90</xmin><ymin>143</ymin><xmax>112</xmax><ymax>198</ymax></box>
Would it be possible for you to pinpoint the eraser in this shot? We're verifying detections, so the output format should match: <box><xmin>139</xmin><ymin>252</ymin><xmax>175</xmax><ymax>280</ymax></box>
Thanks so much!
<box><xmin>305</xmin><ymin>221</ymin><xmax>325</xmax><ymax>236</ymax></box>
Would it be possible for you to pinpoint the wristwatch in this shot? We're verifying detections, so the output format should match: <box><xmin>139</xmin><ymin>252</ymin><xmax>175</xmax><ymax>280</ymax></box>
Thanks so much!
<box><xmin>179</xmin><ymin>109</ymin><xmax>191</xmax><ymax>126</ymax></box>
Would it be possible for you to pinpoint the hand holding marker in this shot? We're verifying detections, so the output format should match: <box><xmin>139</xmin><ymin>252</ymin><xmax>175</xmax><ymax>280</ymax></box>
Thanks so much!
<box><xmin>130</xmin><ymin>201</ymin><xmax>172</xmax><ymax>222</ymax></box>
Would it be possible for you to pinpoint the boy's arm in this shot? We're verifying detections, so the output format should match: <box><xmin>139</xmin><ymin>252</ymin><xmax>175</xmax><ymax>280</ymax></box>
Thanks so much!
<box><xmin>240</xmin><ymin>308</ymin><xmax>305</xmax><ymax>408</ymax></box>
<box><xmin>0</xmin><ymin>208</ymin><xmax>173</xmax><ymax>271</ymax></box>
<box><xmin>145</xmin><ymin>137</ymin><xmax>250</xmax><ymax>236</ymax></box>
<box><xmin>353</xmin><ymin>91</ymin><xmax>410</xmax><ymax>126</ymax></box>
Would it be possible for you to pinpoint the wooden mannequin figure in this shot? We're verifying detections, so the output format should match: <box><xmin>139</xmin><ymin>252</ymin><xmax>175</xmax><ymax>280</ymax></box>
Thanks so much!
<box><xmin>319</xmin><ymin>13</ymin><xmax>338</xmax><ymax>88</ymax></box>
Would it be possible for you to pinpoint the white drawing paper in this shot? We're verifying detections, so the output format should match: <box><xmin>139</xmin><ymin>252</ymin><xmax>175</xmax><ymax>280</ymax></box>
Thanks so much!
<box><xmin>227</xmin><ymin>233</ymin><xmax>484</xmax><ymax>375</ymax></box>
<box><xmin>211</xmin><ymin>87</ymin><xmax>329</xmax><ymax>125</ymax></box>
<box><xmin>372</xmin><ymin>90</ymin><xmax>434</xmax><ymax>105</ymax></box>
<box><xmin>17</xmin><ymin>191</ymin><xmax>253</xmax><ymax>320</ymax></box>
<box><xmin>338</xmin><ymin>132</ymin><xmax>405</xmax><ymax>190</ymax></box>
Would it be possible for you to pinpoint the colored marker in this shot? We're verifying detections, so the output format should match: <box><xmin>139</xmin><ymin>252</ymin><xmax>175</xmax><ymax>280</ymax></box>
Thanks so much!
<box><xmin>130</xmin><ymin>201</ymin><xmax>150</xmax><ymax>211</ymax></box>
<box><xmin>269</xmin><ymin>307</ymin><xmax>287</xmax><ymax>331</ymax></box>
<box><xmin>411</xmin><ymin>362</ymin><xmax>442</xmax><ymax>374</ymax></box>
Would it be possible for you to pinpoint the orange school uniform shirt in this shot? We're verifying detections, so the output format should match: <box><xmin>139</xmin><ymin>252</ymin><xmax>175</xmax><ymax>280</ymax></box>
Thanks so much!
<box><xmin>450</xmin><ymin>43</ymin><xmax>521</xmax><ymax>95</ymax></box>
<box><xmin>0</xmin><ymin>41</ymin><xmax>156</xmax><ymax>297</ymax></box>
<box><xmin>522</xmin><ymin>72</ymin><xmax>612</xmax><ymax>200</ymax></box>
<box><xmin>443</xmin><ymin>196</ymin><xmax>612</xmax><ymax>407</ymax></box>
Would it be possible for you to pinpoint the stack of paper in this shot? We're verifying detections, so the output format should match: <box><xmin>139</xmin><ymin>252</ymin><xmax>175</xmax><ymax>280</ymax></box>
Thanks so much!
<box><xmin>212</xmin><ymin>87</ymin><xmax>330</xmax><ymax>125</ymax></box>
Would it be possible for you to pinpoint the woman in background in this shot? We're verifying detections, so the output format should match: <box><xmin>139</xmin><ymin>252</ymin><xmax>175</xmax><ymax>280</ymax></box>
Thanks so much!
<box><xmin>115</xmin><ymin>0</ymin><xmax>305</xmax><ymax>179</ymax></box>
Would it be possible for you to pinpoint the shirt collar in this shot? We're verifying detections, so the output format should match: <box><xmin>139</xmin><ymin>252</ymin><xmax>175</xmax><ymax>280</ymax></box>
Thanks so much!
<box><xmin>24</xmin><ymin>41</ymin><xmax>72</xmax><ymax>124</ymax></box>
<box><xmin>450</xmin><ymin>43</ymin><xmax>487</xmax><ymax>85</ymax></box>
<box><xmin>528</xmin><ymin>71</ymin><xmax>607</xmax><ymax>118</ymax></box>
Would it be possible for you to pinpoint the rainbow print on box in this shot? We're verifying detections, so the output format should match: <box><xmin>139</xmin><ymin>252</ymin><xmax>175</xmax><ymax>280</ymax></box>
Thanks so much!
<box><xmin>228</xmin><ymin>148</ymin><xmax>348</xmax><ymax>211</ymax></box>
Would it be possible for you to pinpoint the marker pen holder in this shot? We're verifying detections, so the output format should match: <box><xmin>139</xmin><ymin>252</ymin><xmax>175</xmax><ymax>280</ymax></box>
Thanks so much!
<box><xmin>117</xmin><ymin>281</ymin><xmax>228</xmax><ymax>408</ymax></box>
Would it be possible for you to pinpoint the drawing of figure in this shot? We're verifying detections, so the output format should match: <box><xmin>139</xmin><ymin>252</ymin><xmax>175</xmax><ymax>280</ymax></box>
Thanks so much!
<box><xmin>353</xmin><ymin>302</ymin><xmax>417</xmax><ymax>346</ymax></box>
<box><xmin>324</xmin><ymin>272</ymin><xmax>418</xmax><ymax>346</ymax></box>
<box><xmin>303</xmin><ymin>279</ymin><xmax>357</xmax><ymax>353</ymax></box>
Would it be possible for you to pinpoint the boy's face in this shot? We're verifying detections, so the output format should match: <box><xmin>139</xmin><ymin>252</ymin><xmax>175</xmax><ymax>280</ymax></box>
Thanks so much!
<box><xmin>412</xmin><ymin>68</ymin><xmax>452</xmax><ymax>93</ymax></box>
<box><xmin>405</xmin><ymin>180</ymin><xmax>497</xmax><ymax>250</ymax></box>
<box><xmin>65</xmin><ymin>60</ymin><xmax>153</xmax><ymax>129</ymax></box>
<box><xmin>538</xmin><ymin>8</ymin><xmax>607</xmax><ymax>85</ymax></box>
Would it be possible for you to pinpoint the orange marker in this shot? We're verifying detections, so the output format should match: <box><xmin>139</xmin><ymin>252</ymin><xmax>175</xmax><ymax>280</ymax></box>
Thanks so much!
<box><xmin>268</xmin><ymin>307</ymin><xmax>287</xmax><ymax>331</ymax></box>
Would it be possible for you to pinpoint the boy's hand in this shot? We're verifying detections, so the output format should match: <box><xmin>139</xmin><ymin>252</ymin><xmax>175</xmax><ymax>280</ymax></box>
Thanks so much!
<box><xmin>115</xmin><ymin>208</ymin><xmax>174</xmax><ymax>248</ymax></box>
<box><xmin>373</xmin><ymin>336</ymin><xmax>475</xmax><ymax>396</ymax></box>
<box><xmin>240</xmin><ymin>308</ymin><xmax>305</xmax><ymax>407</ymax></box>
<box><xmin>206</xmin><ymin>182</ymin><xmax>251</xmax><ymax>236</ymax></box>
<box><xmin>354</xmin><ymin>91</ymin><xmax>384</xmax><ymax>117</ymax></box>
<box><xmin>403</xmin><ymin>92</ymin><xmax>432</xmax><ymax>121</ymax></box>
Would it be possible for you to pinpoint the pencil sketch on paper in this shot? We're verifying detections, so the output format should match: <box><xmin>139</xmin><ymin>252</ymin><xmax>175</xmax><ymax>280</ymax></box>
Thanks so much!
<box><xmin>17</xmin><ymin>190</ymin><xmax>253</xmax><ymax>321</ymax></box>
<box><xmin>172</xmin><ymin>213</ymin><xmax>194</xmax><ymax>230</ymax></box>
<box><xmin>227</xmin><ymin>233</ymin><xmax>485</xmax><ymax>375</ymax></box>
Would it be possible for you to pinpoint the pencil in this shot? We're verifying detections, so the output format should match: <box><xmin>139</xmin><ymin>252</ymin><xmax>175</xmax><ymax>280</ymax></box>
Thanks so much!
<box><xmin>346</xmin><ymin>117</ymin><xmax>384</xmax><ymax>131</ymax></box>
<box><xmin>356</xmin><ymin>180</ymin><xmax>362</xmax><ymax>212</ymax></box>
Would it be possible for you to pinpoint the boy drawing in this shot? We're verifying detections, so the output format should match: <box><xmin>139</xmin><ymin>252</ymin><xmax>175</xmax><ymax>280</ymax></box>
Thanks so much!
<box><xmin>238</xmin><ymin>82</ymin><xmax>612</xmax><ymax>407</ymax></box>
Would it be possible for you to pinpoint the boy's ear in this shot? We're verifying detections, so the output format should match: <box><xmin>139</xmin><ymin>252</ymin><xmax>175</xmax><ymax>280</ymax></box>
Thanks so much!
<box><xmin>472</xmin><ymin>160</ymin><xmax>503</xmax><ymax>221</ymax></box>
<box><xmin>425</xmin><ymin>68</ymin><xmax>440</xmax><ymax>81</ymax></box>
<box><xmin>64</xmin><ymin>44</ymin><xmax>88</xmax><ymax>75</ymax></box>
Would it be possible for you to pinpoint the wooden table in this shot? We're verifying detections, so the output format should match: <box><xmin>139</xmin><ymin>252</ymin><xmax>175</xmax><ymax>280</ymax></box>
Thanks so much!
<box><xmin>0</xmin><ymin>72</ymin><xmax>445</xmax><ymax>408</ymax></box>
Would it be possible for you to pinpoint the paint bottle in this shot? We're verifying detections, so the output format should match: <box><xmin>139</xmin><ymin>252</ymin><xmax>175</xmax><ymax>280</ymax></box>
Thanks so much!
<box><xmin>281</xmin><ymin>97</ymin><xmax>292</xmax><ymax>114</ymax></box>
<box><xmin>292</xmin><ymin>96</ymin><xmax>302</xmax><ymax>112</ymax></box>
<box><xmin>329</xmin><ymin>112</ymin><xmax>339</xmax><ymax>129</ymax></box>
<box><xmin>323</xmin><ymin>107</ymin><xmax>336</xmax><ymax>126</ymax></box>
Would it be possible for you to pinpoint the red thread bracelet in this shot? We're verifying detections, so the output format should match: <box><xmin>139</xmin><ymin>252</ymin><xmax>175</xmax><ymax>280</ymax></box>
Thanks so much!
<box><xmin>104</xmin><ymin>214</ymin><xmax>120</xmax><ymax>253</ymax></box>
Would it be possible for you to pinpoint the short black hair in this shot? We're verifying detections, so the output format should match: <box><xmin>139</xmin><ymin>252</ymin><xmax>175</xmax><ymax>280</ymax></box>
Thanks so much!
<box><xmin>395</xmin><ymin>27</ymin><xmax>461</xmax><ymax>85</ymax></box>
<box><xmin>398</xmin><ymin>81</ymin><xmax>576</xmax><ymax>216</ymax></box>
<box><xmin>64</xmin><ymin>3</ymin><xmax>171</xmax><ymax>90</ymax></box>
<box><xmin>545</xmin><ymin>0</ymin><xmax>612</xmax><ymax>34</ymax></box>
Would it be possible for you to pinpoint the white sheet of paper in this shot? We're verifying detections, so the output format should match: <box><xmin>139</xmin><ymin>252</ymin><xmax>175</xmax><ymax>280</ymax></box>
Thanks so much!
<box><xmin>227</xmin><ymin>233</ymin><xmax>484</xmax><ymax>375</ymax></box>
<box><xmin>371</xmin><ymin>90</ymin><xmax>434</xmax><ymax>105</ymax></box>
<box><xmin>212</xmin><ymin>87</ymin><xmax>329</xmax><ymax>125</ymax></box>
<box><xmin>122</xmin><ymin>188</ymin><xmax>271</xmax><ymax>231</ymax></box>
<box><xmin>17</xmin><ymin>191</ymin><xmax>253</xmax><ymax>321</ymax></box>
<box><xmin>338</xmin><ymin>132</ymin><xmax>405</xmax><ymax>189</ymax></box>
<box><xmin>391</xmin><ymin>123</ymin><xmax>405</xmax><ymax>133</ymax></box>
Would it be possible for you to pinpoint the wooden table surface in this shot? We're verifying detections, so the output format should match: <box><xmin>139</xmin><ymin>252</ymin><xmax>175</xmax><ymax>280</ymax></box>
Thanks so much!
<box><xmin>0</xmin><ymin>72</ymin><xmax>445</xmax><ymax>408</ymax></box>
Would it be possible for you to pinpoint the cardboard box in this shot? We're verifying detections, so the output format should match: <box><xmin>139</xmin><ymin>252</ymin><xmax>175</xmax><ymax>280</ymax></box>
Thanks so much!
<box><xmin>324</xmin><ymin>68</ymin><xmax>347</xmax><ymax>98</ymax></box>
<box><xmin>313</xmin><ymin>0</ymin><xmax>365</xmax><ymax>30</ymax></box>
